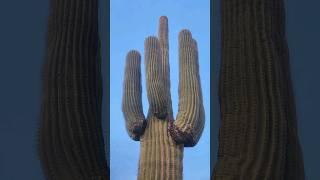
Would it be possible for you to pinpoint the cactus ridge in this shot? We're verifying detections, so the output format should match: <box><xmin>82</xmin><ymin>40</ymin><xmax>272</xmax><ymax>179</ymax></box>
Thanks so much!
<box><xmin>39</xmin><ymin>0</ymin><xmax>108</xmax><ymax>179</ymax></box>
<box><xmin>214</xmin><ymin>0</ymin><xmax>305</xmax><ymax>179</ymax></box>
<box><xmin>145</xmin><ymin>36</ymin><xmax>168</xmax><ymax>119</ymax></box>
<box><xmin>122</xmin><ymin>16</ymin><xmax>205</xmax><ymax>180</ymax></box>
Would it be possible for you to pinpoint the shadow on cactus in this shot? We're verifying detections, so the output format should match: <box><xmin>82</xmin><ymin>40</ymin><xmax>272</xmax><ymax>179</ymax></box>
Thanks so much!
<box><xmin>122</xmin><ymin>16</ymin><xmax>205</xmax><ymax>180</ymax></box>
<box><xmin>38</xmin><ymin>0</ymin><xmax>108</xmax><ymax>179</ymax></box>
<box><xmin>213</xmin><ymin>0</ymin><xmax>305</xmax><ymax>179</ymax></box>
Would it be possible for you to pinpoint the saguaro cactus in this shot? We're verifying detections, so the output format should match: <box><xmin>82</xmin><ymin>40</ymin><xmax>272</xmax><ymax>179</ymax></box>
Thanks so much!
<box><xmin>122</xmin><ymin>16</ymin><xmax>205</xmax><ymax>180</ymax></box>
<box><xmin>214</xmin><ymin>0</ymin><xmax>304</xmax><ymax>179</ymax></box>
<box><xmin>38</xmin><ymin>0</ymin><xmax>108</xmax><ymax>179</ymax></box>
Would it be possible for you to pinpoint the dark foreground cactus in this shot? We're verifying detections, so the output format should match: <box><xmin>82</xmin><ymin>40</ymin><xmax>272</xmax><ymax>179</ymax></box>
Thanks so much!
<box><xmin>214</xmin><ymin>0</ymin><xmax>304</xmax><ymax>179</ymax></box>
<box><xmin>38</xmin><ymin>0</ymin><xmax>108</xmax><ymax>179</ymax></box>
<box><xmin>122</xmin><ymin>16</ymin><xmax>205</xmax><ymax>180</ymax></box>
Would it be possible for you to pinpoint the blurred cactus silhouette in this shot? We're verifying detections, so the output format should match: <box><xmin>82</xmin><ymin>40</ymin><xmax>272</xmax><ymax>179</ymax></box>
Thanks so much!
<box><xmin>122</xmin><ymin>16</ymin><xmax>205</xmax><ymax>180</ymax></box>
<box><xmin>213</xmin><ymin>0</ymin><xmax>305</xmax><ymax>179</ymax></box>
<box><xmin>38</xmin><ymin>0</ymin><xmax>108</xmax><ymax>179</ymax></box>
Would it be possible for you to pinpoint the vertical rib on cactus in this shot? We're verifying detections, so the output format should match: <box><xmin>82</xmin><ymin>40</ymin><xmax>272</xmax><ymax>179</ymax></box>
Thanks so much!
<box><xmin>122</xmin><ymin>16</ymin><xmax>205</xmax><ymax>180</ymax></box>
<box><xmin>145</xmin><ymin>37</ymin><xmax>168</xmax><ymax>119</ymax></box>
<box><xmin>38</xmin><ymin>0</ymin><xmax>107</xmax><ymax>179</ymax></box>
<box><xmin>214</xmin><ymin>0</ymin><xmax>304</xmax><ymax>179</ymax></box>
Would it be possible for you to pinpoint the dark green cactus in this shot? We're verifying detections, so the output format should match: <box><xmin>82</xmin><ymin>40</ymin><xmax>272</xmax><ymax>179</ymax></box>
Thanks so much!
<box><xmin>38</xmin><ymin>0</ymin><xmax>108</xmax><ymax>179</ymax></box>
<box><xmin>122</xmin><ymin>16</ymin><xmax>205</xmax><ymax>180</ymax></box>
<box><xmin>214</xmin><ymin>0</ymin><xmax>304</xmax><ymax>179</ymax></box>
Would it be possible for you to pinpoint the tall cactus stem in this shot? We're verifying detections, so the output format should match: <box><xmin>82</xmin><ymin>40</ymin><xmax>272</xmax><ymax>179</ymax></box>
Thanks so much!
<box><xmin>122</xmin><ymin>16</ymin><xmax>205</xmax><ymax>180</ymax></box>
<box><xmin>39</xmin><ymin>0</ymin><xmax>108</xmax><ymax>179</ymax></box>
<box><xmin>214</xmin><ymin>0</ymin><xmax>305</xmax><ymax>179</ymax></box>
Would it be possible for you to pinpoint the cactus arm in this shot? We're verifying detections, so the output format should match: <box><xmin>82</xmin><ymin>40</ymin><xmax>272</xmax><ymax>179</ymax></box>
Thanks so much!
<box><xmin>144</xmin><ymin>37</ymin><xmax>168</xmax><ymax>119</ymax></box>
<box><xmin>122</xmin><ymin>50</ymin><xmax>146</xmax><ymax>141</ymax></box>
<box><xmin>168</xmin><ymin>30</ymin><xmax>205</xmax><ymax>147</ymax></box>
<box><xmin>39</xmin><ymin>0</ymin><xmax>107</xmax><ymax>179</ymax></box>
<box><xmin>158</xmin><ymin>16</ymin><xmax>173</xmax><ymax>118</ymax></box>
<box><xmin>158</xmin><ymin>16</ymin><xmax>169</xmax><ymax>48</ymax></box>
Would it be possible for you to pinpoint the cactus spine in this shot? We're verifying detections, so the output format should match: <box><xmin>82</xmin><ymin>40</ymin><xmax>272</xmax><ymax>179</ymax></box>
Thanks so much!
<box><xmin>214</xmin><ymin>0</ymin><xmax>304</xmax><ymax>179</ymax></box>
<box><xmin>38</xmin><ymin>0</ymin><xmax>107</xmax><ymax>179</ymax></box>
<box><xmin>122</xmin><ymin>16</ymin><xmax>205</xmax><ymax>180</ymax></box>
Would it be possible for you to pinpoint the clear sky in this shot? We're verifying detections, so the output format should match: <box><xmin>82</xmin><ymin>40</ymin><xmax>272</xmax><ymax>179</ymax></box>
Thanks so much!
<box><xmin>110</xmin><ymin>0</ymin><xmax>210</xmax><ymax>179</ymax></box>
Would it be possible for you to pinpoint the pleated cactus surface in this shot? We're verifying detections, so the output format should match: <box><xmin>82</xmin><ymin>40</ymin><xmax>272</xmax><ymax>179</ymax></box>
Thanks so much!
<box><xmin>38</xmin><ymin>0</ymin><xmax>108</xmax><ymax>179</ymax></box>
<box><xmin>122</xmin><ymin>16</ymin><xmax>205</xmax><ymax>180</ymax></box>
<box><xmin>214</xmin><ymin>0</ymin><xmax>304</xmax><ymax>179</ymax></box>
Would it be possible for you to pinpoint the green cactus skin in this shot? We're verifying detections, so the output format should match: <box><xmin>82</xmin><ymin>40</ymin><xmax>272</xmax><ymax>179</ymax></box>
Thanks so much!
<box><xmin>38</xmin><ymin>0</ymin><xmax>108</xmax><ymax>179</ymax></box>
<box><xmin>122</xmin><ymin>16</ymin><xmax>205</xmax><ymax>180</ymax></box>
<box><xmin>213</xmin><ymin>0</ymin><xmax>304</xmax><ymax>179</ymax></box>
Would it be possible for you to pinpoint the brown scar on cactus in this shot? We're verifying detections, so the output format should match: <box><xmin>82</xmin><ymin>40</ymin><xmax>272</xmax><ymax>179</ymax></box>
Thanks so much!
<box><xmin>122</xmin><ymin>16</ymin><xmax>205</xmax><ymax>180</ymax></box>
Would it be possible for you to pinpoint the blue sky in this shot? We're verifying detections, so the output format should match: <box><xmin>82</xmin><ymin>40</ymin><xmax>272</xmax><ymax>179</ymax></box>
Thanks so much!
<box><xmin>110</xmin><ymin>0</ymin><xmax>210</xmax><ymax>179</ymax></box>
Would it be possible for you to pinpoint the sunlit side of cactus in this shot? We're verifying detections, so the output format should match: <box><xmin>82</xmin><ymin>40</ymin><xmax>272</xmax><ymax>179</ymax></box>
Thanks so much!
<box><xmin>122</xmin><ymin>16</ymin><xmax>205</xmax><ymax>180</ymax></box>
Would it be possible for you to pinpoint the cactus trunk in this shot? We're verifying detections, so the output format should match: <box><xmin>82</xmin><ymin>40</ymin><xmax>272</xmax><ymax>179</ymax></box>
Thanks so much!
<box><xmin>39</xmin><ymin>0</ymin><xmax>107</xmax><ymax>179</ymax></box>
<box><xmin>138</xmin><ymin>118</ymin><xmax>183</xmax><ymax>180</ymax></box>
<box><xmin>214</xmin><ymin>0</ymin><xmax>304</xmax><ymax>179</ymax></box>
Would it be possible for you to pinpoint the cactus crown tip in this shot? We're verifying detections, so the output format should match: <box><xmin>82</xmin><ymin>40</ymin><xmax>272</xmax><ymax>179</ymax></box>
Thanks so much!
<box><xmin>128</xmin><ymin>49</ymin><xmax>140</xmax><ymax>54</ymax></box>
<box><xmin>159</xmin><ymin>16</ymin><xmax>168</xmax><ymax>21</ymax></box>
<box><xmin>179</xmin><ymin>29</ymin><xmax>193</xmax><ymax>43</ymax></box>
<box><xmin>179</xmin><ymin>29</ymin><xmax>192</xmax><ymax>36</ymax></box>
<box><xmin>145</xmin><ymin>36</ymin><xmax>159</xmax><ymax>44</ymax></box>
<box><xmin>127</xmin><ymin>50</ymin><xmax>141</xmax><ymax>59</ymax></box>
